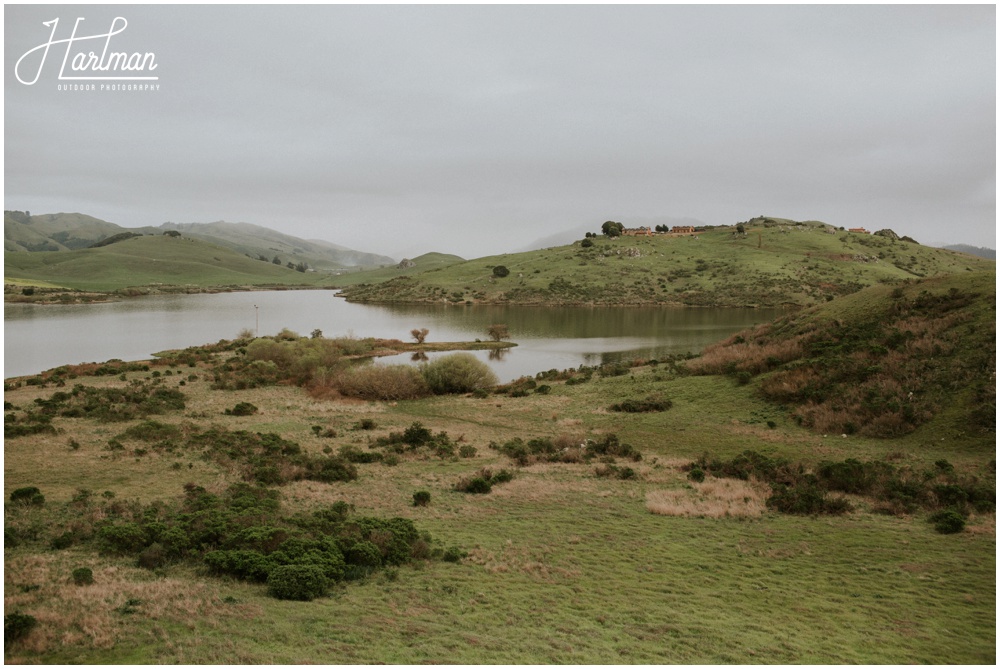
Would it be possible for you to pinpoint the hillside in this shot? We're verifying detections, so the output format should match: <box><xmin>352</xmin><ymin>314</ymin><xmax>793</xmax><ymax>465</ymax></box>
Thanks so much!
<box><xmin>3</xmin><ymin>234</ymin><xmax>332</xmax><ymax>294</ymax></box>
<box><xmin>339</xmin><ymin>218</ymin><xmax>994</xmax><ymax>307</ymax></box>
<box><xmin>157</xmin><ymin>220</ymin><xmax>396</xmax><ymax>269</ymax></box>
<box><xmin>4</xmin><ymin>211</ymin><xmax>394</xmax><ymax>270</ymax></box>
<box><xmin>685</xmin><ymin>270</ymin><xmax>996</xmax><ymax>442</ymax></box>
<box><xmin>4</xmin><ymin>211</ymin><xmax>131</xmax><ymax>252</ymax></box>
<box><xmin>327</xmin><ymin>251</ymin><xmax>466</xmax><ymax>287</ymax></box>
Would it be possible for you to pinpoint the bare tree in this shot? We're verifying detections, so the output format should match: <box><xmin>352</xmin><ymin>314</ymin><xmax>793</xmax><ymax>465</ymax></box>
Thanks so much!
<box><xmin>486</xmin><ymin>324</ymin><xmax>509</xmax><ymax>342</ymax></box>
<box><xmin>411</xmin><ymin>328</ymin><xmax>429</xmax><ymax>344</ymax></box>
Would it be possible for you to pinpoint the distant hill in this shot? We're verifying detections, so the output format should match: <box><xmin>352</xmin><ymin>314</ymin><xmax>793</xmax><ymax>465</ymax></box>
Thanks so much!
<box><xmin>326</xmin><ymin>251</ymin><xmax>466</xmax><ymax>288</ymax></box>
<box><xmin>157</xmin><ymin>220</ymin><xmax>396</xmax><ymax>269</ymax></box>
<box><xmin>940</xmin><ymin>244</ymin><xmax>995</xmax><ymax>260</ymax></box>
<box><xmin>4</xmin><ymin>211</ymin><xmax>395</xmax><ymax>269</ymax></box>
<box><xmin>339</xmin><ymin>217</ymin><xmax>995</xmax><ymax>308</ymax></box>
<box><xmin>4</xmin><ymin>233</ymin><xmax>330</xmax><ymax>293</ymax></box>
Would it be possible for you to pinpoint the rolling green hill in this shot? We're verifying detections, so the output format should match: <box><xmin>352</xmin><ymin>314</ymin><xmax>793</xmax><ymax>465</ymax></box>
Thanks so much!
<box><xmin>4</xmin><ymin>211</ymin><xmax>395</xmax><ymax>270</ymax></box>
<box><xmin>3</xmin><ymin>234</ymin><xmax>333</xmax><ymax>293</ymax></box>
<box><xmin>339</xmin><ymin>219</ymin><xmax>994</xmax><ymax>307</ymax></box>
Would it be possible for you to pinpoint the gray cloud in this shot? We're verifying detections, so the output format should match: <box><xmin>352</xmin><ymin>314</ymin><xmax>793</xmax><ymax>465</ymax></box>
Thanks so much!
<box><xmin>5</xmin><ymin>4</ymin><xmax>995</xmax><ymax>258</ymax></box>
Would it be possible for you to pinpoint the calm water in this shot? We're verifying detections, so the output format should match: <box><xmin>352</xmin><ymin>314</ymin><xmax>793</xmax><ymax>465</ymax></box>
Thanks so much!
<box><xmin>4</xmin><ymin>290</ymin><xmax>783</xmax><ymax>382</ymax></box>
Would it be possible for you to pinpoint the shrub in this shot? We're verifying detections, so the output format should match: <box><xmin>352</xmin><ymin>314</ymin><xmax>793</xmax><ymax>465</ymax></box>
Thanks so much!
<box><xmin>688</xmin><ymin>467</ymin><xmax>706</xmax><ymax>483</ymax></box>
<box><xmin>767</xmin><ymin>483</ymin><xmax>852</xmax><ymax>516</ymax></box>
<box><xmin>492</xmin><ymin>265</ymin><xmax>510</xmax><ymax>278</ymax></box>
<box><xmin>344</xmin><ymin>540</ymin><xmax>383</xmax><ymax>568</ymax></box>
<box><xmin>422</xmin><ymin>354</ymin><xmax>498</xmax><ymax>394</ymax></box>
<box><xmin>50</xmin><ymin>531</ymin><xmax>75</xmax><ymax>550</ymax></box>
<box><xmin>458</xmin><ymin>444</ymin><xmax>477</xmax><ymax>458</ymax></box>
<box><xmin>72</xmin><ymin>567</ymin><xmax>94</xmax><ymax>585</ymax></box>
<box><xmin>267</xmin><ymin>564</ymin><xmax>328</xmax><ymax>601</ymax></box>
<box><xmin>4</xmin><ymin>612</ymin><xmax>37</xmax><ymax>644</ymax></box>
<box><xmin>225</xmin><ymin>402</ymin><xmax>259</xmax><ymax>416</ymax></box>
<box><xmin>586</xmin><ymin>434</ymin><xmax>642</xmax><ymax>462</ymax></box>
<box><xmin>412</xmin><ymin>491</ymin><xmax>431</xmax><ymax>507</ymax></box>
<box><xmin>459</xmin><ymin>477</ymin><xmax>492</xmax><ymax>494</ymax></box>
<box><xmin>10</xmin><ymin>486</ymin><xmax>45</xmax><ymax>506</ymax></box>
<box><xmin>928</xmin><ymin>509</ymin><xmax>966</xmax><ymax>534</ymax></box>
<box><xmin>442</xmin><ymin>546</ymin><xmax>466</xmax><ymax>562</ymax></box>
<box><xmin>608</xmin><ymin>395</ymin><xmax>672</xmax><ymax>413</ymax></box>
<box><xmin>337</xmin><ymin>364</ymin><xmax>430</xmax><ymax>401</ymax></box>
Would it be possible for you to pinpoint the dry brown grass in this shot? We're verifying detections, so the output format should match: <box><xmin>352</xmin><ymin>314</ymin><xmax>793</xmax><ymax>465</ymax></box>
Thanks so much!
<box><xmin>645</xmin><ymin>477</ymin><xmax>769</xmax><ymax>519</ymax></box>
<box><xmin>3</xmin><ymin>553</ymin><xmax>260</xmax><ymax>659</ymax></box>
<box><xmin>684</xmin><ymin>324</ymin><xmax>808</xmax><ymax>376</ymax></box>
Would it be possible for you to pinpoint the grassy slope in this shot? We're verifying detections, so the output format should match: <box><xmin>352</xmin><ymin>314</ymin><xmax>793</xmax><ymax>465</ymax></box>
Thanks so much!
<box><xmin>327</xmin><ymin>252</ymin><xmax>467</xmax><ymax>287</ymax></box>
<box><xmin>685</xmin><ymin>270</ymin><xmax>996</xmax><ymax>440</ymax></box>
<box><xmin>4</xmin><ymin>293</ymin><xmax>994</xmax><ymax>663</ymax></box>
<box><xmin>3</xmin><ymin>235</ymin><xmax>336</xmax><ymax>292</ymax></box>
<box><xmin>339</xmin><ymin>221</ymin><xmax>993</xmax><ymax>307</ymax></box>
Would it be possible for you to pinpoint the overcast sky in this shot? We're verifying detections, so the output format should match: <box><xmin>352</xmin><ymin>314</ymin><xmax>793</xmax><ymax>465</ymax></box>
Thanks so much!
<box><xmin>4</xmin><ymin>4</ymin><xmax>995</xmax><ymax>259</ymax></box>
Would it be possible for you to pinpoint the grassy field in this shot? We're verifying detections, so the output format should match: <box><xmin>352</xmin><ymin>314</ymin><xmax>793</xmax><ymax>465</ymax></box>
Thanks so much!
<box><xmin>4</xmin><ymin>235</ymin><xmax>335</xmax><ymax>294</ymax></box>
<box><xmin>4</xmin><ymin>278</ymin><xmax>994</xmax><ymax>663</ymax></box>
<box><xmin>338</xmin><ymin>220</ymin><xmax>993</xmax><ymax>307</ymax></box>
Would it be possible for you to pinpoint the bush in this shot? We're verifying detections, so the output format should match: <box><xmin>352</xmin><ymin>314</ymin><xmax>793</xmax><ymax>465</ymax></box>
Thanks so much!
<box><xmin>608</xmin><ymin>395</ymin><xmax>672</xmax><ymax>413</ymax></box>
<box><xmin>688</xmin><ymin>467</ymin><xmax>705</xmax><ymax>483</ymax></box>
<box><xmin>72</xmin><ymin>567</ymin><xmax>94</xmax><ymax>585</ymax></box>
<box><xmin>4</xmin><ymin>612</ymin><xmax>37</xmax><ymax>644</ymax></box>
<box><xmin>459</xmin><ymin>477</ymin><xmax>492</xmax><ymax>494</ymax></box>
<box><xmin>767</xmin><ymin>483</ymin><xmax>852</xmax><ymax>516</ymax></box>
<box><xmin>458</xmin><ymin>444</ymin><xmax>477</xmax><ymax>458</ymax></box>
<box><xmin>267</xmin><ymin>564</ymin><xmax>329</xmax><ymax>601</ymax></box>
<box><xmin>492</xmin><ymin>265</ymin><xmax>510</xmax><ymax>278</ymax></box>
<box><xmin>442</xmin><ymin>546</ymin><xmax>466</xmax><ymax>562</ymax></box>
<box><xmin>413</xmin><ymin>491</ymin><xmax>431</xmax><ymax>507</ymax></box>
<box><xmin>337</xmin><ymin>363</ymin><xmax>431</xmax><ymax>401</ymax></box>
<box><xmin>225</xmin><ymin>402</ymin><xmax>259</xmax><ymax>416</ymax></box>
<box><xmin>10</xmin><ymin>486</ymin><xmax>45</xmax><ymax>506</ymax></box>
<box><xmin>928</xmin><ymin>509</ymin><xmax>966</xmax><ymax>534</ymax></box>
<box><xmin>422</xmin><ymin>354</ymin><xmax>498</xmax><ymax>394</ymax></box>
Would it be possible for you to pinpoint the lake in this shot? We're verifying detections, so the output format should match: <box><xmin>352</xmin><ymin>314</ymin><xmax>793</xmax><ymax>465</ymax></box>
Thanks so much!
<box><xmin>4</xmin><ymin>290</ymin><xmax>784</xmax><ymax>381</ymax></box>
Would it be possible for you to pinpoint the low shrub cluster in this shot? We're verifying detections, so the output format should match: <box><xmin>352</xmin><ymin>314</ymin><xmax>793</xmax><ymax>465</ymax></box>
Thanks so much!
<box><xmin>594</xmin><ymin>463</ymin><xmax>639</xmax><ymax>480</ymax></box>
<box><xmin>690</xmin><ymin>451</ymin><xmax>995</xmax><ymax>522</ymax></box>
<box><xmin>454</xmin><ymin>468</ymin><xmax>515</xmax><ymax>494</ymax></box>
<box><xmin>373</xmin><ymin>422</ymin><xmax>460</xmax><ymax>459</ymax></box>
<box><xmin>112</xmin><ymin>425</ymin><xmax>358</xmax><ymax>486</ymax></box>
<box><xmin>4</xmin><ymin>411</ymin><xmax>57</xmax><ymax>437</ymax></box>
<box><xmin>23</xmin><ymin>381</ymin><xmax>186</xmax><ymax>423</ymax></box>
<box><xmin>608</xmin><ymin>394</ymin><xmax>673</xmax><ymax>413</ymax></box>
<box><xmin>78</xmin><ymin>483</ymin><xmax>442</xmax><ymax>600</ymax></box>
<box><xmin>490</xmin><ymin>432</ymin><xmax>641</xmax><ymax>466</ymax></box>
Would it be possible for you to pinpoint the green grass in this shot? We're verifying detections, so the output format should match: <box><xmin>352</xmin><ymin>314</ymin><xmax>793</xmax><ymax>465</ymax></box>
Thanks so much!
<box><xmin>4</xmin><ymin>299</ymin><xmax>994</xmax><ymax>663</ymax></box>
<box><xmin>338</xmin><ymin>221</ymin><xmax>993</xmax><ymax>307</ymax></box>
